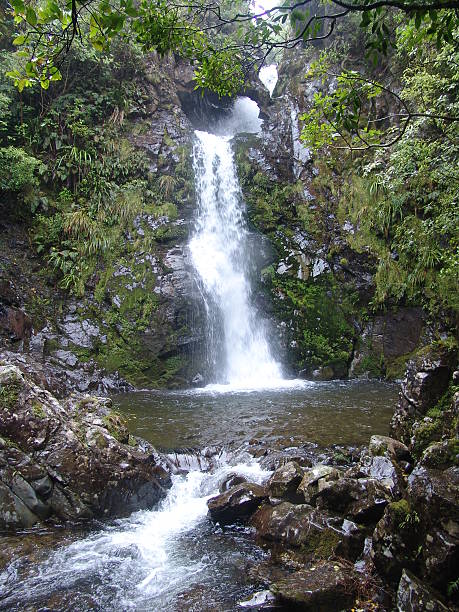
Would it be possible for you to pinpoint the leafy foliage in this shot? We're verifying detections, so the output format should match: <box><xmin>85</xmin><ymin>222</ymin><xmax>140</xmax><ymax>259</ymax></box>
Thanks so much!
<box><xmin>332</xmin><ymin>26</ymin><xmax>459</xmax><ymax>315</ymax></box>
<box><xmin>0</xmin><ymin>145</ymin><xmax>42</xmax><ymax>191</ymax></box>
<box><xmin>5</xmin><ymin>0</ymin><xmax>459</xmax><ymax>105</ymax></box>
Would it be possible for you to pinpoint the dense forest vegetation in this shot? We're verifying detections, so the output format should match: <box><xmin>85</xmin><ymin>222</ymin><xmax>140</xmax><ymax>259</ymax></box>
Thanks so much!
<box><xmin>1</xmin><ymin>0</ymin><xmax>457</xmax><ymax>325</ymax></box>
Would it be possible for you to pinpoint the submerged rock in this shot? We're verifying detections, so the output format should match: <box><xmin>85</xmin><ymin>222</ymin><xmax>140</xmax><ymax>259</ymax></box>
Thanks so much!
<box><xmin>207</xmin><ymin>482</ymin><xmax>268</xmax><ymax>524</ymax></box>
<box><xmin>0</xmin><ymin>364</ymin><xmax>171</xmax><ymax>529</ymax></box>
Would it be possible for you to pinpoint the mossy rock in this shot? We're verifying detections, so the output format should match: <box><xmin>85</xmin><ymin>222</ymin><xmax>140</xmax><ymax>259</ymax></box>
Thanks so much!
<box><xmin>300</xmin><ymin>527</ymin><xmax>343</xmax><ymax>559</ymax></box>
<box><xmin>0</xmin><ymin>379</ymin><xmax>22</xmax><ymax>410</ymax></box>
<box><xmin>102</xmin><ymin>411</ymin><xmax>129</xmax><ymax>444</ymax></box>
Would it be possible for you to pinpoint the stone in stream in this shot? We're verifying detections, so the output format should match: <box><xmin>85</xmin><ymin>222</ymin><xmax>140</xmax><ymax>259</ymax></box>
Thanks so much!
<box><xmin>207</xmin><ymin>483</ymin><xmax>268</xmax><ymax>524</ymax></box>
<box><xmin>251</xmin><ymin>502</ymin><xmax>364</xmax><ymax>561</ymax></box>
<box><xmin>397</xmin><ymin>569</ymin><xmax>449</xmax><ymax>612</ymax></box>
<box><xmin>296</xmin><ymin>463</ymin><xmax>341</xmax><ymax>504</ymax></box>
<box><xmin>270</xmin><ymin>561</ymin><xmax>358</xmax><ymax>611</ymax></box>
<box><xmin>315</xmin><ymin>477</ymin><xmax>393</xmax><ymax>524</ymax></box>
<box><xmin>368</xmin><ymin>435</ymin><xmax>411</xmax><ymax>462</ymax></box>
<box><xmin>266</xmin><ymin>460</ymin><xmax>304</xmax><ymax>501</ymax></box>
<box><xmin>219</xmin><ymin>472</ymin><xmax>248</xmax><ymax>493</ymax></box>
<box><xmin>0</xmin><ymin>363</ymin><xmax>171</xmax><ymax>529</ymax></box>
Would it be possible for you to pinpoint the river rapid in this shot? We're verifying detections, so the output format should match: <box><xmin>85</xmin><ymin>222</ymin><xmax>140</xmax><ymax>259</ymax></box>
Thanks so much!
<box><xmin>0</xmin><ymin>382</ymin><xmax>397</xmax><ymax>611</ymax></box>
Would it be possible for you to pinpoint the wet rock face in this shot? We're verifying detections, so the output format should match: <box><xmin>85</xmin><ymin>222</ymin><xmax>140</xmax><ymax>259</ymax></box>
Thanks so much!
<box><xmin>0</xmin><ymin>349</ymin><xmax>132</xmax><ymax>398</ymax></box>
<box><xmin>0</xmin><ymin>306</ymin><xmax>32</xmax><ymax>342</ymax></box>
<box><xmin>391</xmin><ymin>344</ymin><xmax>457</xmax><ymax>443</ymax></box>
<box><xmin>207</xmin><ymin>483</ymin><xmax>268</xmax><ymax>524</ymax></box>
<box><xmin>0</xmin><ymin>364</ymin><xmax>171</xmax><ymax>529</ymax></box>
<box><xmin>266</xmin><ymin>461</ymin><xmax>304</xmax><ymax>501</ymax></box>
<box><xmin>270</xmin><ymin>561</ymin><xmax>358</xmax><ymax>611</ymax></box>
<box><xmin>397</xmin><ymin>569</ymin><xmax>449</xmax><ymax>612</ymax></box>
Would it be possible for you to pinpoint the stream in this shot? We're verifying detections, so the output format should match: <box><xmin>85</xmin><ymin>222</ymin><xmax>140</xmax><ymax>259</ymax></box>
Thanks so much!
<box><xmin>0</xmin><ymin>98</ymin><xmax>400</xmax><ymax>611</ymax></box>
<box><xmin>0</xmin><ymin>382</ymin><xmax>397</xmax><ymax>612</ymax></box>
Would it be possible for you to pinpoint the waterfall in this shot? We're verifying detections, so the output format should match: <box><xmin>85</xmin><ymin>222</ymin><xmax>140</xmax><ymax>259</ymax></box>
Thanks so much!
<box><xmin>189</xmin><ymin>109</ymin><xmax>284</xmax><ymax>389</ymax></box>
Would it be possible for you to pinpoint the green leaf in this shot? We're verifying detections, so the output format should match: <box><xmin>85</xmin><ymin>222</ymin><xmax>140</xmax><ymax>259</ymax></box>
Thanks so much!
<box><xmin>12</xmin><ymin>0</ymin><xmax>25</xmax><ymax>12</ymax></box>
<box><xmin>12</xmin><ymin>34</ymin><xmax>26</xmax><ymax>45</ymax></box>
<box><xmin>26</xmin><ymin>6</ymin><xmax>38</xmax><ymax>25</ymax></box>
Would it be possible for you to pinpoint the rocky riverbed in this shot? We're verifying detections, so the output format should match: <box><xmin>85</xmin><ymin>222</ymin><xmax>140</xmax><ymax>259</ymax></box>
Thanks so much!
<box><xmin>0</xmin><ymin>343</ymin><xmax>457</xmax><ymax>610</ymax></box>
<box><xmin>205</xmin><ymin>344</ymin><xmax>458</xmax><ymax>610</ymax></box>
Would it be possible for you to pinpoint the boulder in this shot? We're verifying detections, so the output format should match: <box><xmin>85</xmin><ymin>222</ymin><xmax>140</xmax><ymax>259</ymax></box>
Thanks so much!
<box><xmin>219</xmin><ymin>472</ymin><xmax>248</xmax><ymax>493</ymax></box>
<box><xmin>207</xmin><ymin>483</ymin><xmax>267</xmax><ymax>524</ymax></box>
<box><xmin>0</xmin><ymin>481</ymin><xmax>39</xmax><ymax>529</ymax></box>
<box><xmin>371</xmin><ymin>499</ymin><xmax>422</xmax><ymax>584</ymax></box>
<box><xmin>391</xmin><ymin>345</ymin><xmax>456</xmax><ymax>443</ymax></box>
<box><xmin>0</xmin><ymin>364</ymin><xmax>171</xmax><ymax>529</ymax></box>
<box><xmin>270</xmin><ymin>561</ymin><xmax>358</xmax><ymax>611</ymax></box>
<box><xmin>407</xmin><ymin>466</ymin><xmax>459</xmax><ymax>521</ymax></box>
<box><xmin>357</xmin><ymin>450</ymin><xmax>404</xmax><ymax>497</ymax></box>
<box><xmin>368</xmin><ymin>435</ymin><xmax>411</xmax><ymax>462</ymax></box>
<box><xmin>397</xmin><ymin>569</ymin><xmax>449</xmax><ymax>612</ymax></box>
<box><xmin>251</xmin><ymin>502</ymin><xmax>364</xmax><ymax>561</ymax></box>
<box><xmin>267</xmin><ymin>461</ymin><xmax>303</xmax><ymax>501</ymax></box>
<box><xmin>315</xmin><ymin>477</ymin><xmax>392</xmax><ymax>524</ymax></box>
<box><xmin>420</xmin><ymin>439</ymin><xmax>459</xmax><ymax>470</ymax></box>
<box><xmin>422</xmin><ymin>527</ymin><xmax>459</xmax><ymax>593</ymax></box>
<box><xmin>296</xmin><ymin>464</ymin><xmax>341</xmax><ymax>504</ymax></box>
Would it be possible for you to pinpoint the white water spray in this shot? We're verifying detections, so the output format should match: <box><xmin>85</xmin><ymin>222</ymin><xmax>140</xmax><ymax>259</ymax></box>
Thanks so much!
<box><xmin>190</xmin><ymin>124</ymin><xmax>284</xmax><ymax>389</ymax></box>
<box><xmin>259</xmin><ymin>64</ymin><xmax>278</xmax><ymax>96</ymax></box>
<box><xmin>0</xmin><ymin>458</ymin><xmax>271</xmax><ymax>611</ymax></box>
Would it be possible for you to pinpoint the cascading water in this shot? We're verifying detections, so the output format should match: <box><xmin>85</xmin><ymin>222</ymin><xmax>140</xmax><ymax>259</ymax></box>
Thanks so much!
<box><xmin>190</xmin><ymin>102</ymin><xmax>285</xmax><ymax>389</ymax></box>
<box><xmin>0</xmin><ymin>456</ymin><xmax>271</xmax><ymax>611</ymax></box>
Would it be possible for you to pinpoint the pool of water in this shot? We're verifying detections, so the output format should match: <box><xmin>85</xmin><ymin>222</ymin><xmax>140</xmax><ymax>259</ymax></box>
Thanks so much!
<box><xmin>113</xmin><ymin>380</ymin><xmax>398</xmax><ymax>450</ymax></box>
<box><xmin>0</xmin><ymin>381</ymin><xmax>398</xmax><ymax>612</ymax></box>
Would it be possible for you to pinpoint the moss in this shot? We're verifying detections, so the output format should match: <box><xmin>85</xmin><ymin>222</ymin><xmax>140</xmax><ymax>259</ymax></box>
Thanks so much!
<box><xmin>0</xmin><ymin>435</ymin><xmax>20</xmax><ymax>449</ymax></box>
<box><xmin>412</xmin><ymin>383</ymin><xmax>458</xmax><ymax>458</ymax></box>
<box><xmin>388</xmin><ymin>499</ymin><xmax>420</xmax><ymax>530</ymax></box>
<box><xmin>413</xmin><ymin>419</ymin><xmax>443</xmax><ymax>458</ymax></box>
<box><xmin>0</xmin><ymin>381</ymin><xmax>21</xmax><ymax>410</ymax></box>
<box><xmin>385</xmin><ymin>351</ymin><xmax>416</xmax><ymax>380</ymax></box>
<box><xmin>154</xmin><ymin>224</ymin><xmax>186</xmax><ymax>243</ymax></box>
<box><xmin>389</xmin><ymin>499</ymin><xmax>411</xmax><ymax>524</ymax></box>
<box><xmin>31</xmin><ymin>402</ymin><xmax>46</xmax><ymax>418</ymax></box>
<box><xmin>102</xmin><ymin>411</ymin><xmax>128</xmax><ymax>443</ymax></box>
<box><xmin>300</xmin><ymin>528</ymin><xmax>342</xmax><ymax>559</ymax></box>
<box><xmin>128</xmin><ymin>434</ymin><xmax>137</xmax><ymax>447</ymax></box>
<box><xmin>353</xmin><ymin>354</ymin><xmax>385</xmax><ymax>378</ymax></box>
<box><xmin>423</xmin><ymin>438</ymin><xmax>459</xmax><ymax>468</ymax></box>
<box><xmin>157</xmin><ymin>355</ymin><xmax>186</xmax><ymax>387</ymax></box>
<box><xmin>427</xmin><ymin>383</ymin><xmax>459</xmax><ymax>418</ymax></box>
